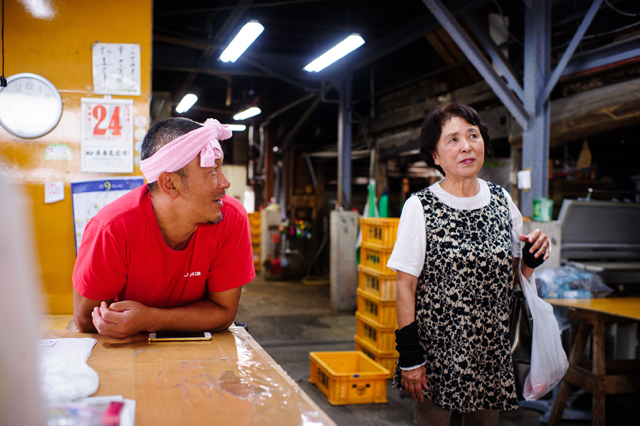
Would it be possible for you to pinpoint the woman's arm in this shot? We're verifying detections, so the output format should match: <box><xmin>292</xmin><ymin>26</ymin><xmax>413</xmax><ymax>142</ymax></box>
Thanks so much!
<box><xmin>397</xmin><ymin>271</ymin><xmax>418</xmax><ymax>329</ymax></box>
<box><xmin>396</xmin><ymin>271</ymin><xmax>428</xmax><ymax>401</ymax></box>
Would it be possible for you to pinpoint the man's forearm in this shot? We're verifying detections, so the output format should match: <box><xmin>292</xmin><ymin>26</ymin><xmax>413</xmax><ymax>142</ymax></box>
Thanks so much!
<box><xmin>143</xmin><ymin>299</ymin><xmax>236</xmax><ymax>333</ymax></box>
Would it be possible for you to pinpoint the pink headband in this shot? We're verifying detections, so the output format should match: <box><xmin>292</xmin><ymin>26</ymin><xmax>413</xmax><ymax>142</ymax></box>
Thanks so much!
<box><xmin>140</xmin><ymin>118</ymin><xmax>232</xmax><ymax>183</ymax></box>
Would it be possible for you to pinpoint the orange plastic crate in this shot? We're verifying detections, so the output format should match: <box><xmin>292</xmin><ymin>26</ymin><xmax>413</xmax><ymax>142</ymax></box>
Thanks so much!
<box><xmin>360</xmin><ymin>241</ymin><xmax>395</xmax><ymax>275</ymax></box>
<box><xmin>309</xmin><ymin>351</ymin><xmax>389</xmax><ymax>405</ymax></box>
<box><xmin>358</xmin><ymin>265</ymin><xmax>397</xmax><ymax>300</ymax></box>
<box><xmin>360</xmin><ymin>217</ymin><xmax>400</xmax><ymax>248</ymax></box>
<box><xmin>355</xmin><ymin>312</ymin><xmax>397</xmax><ymax>354</ymax></box>
<box><xmin>357</xmin><ymin>288</ymin><xmax>397</xmax><ymax>328</ymax></box>
<box><xmin>355</xmin><ymin>335</ymin><xmax>398</xmax><ymax>379</ymax></box>
<box><xmin>248</xmin><ymin>211</ymin><xmax>261</xmax><ymax>224</ymax></box>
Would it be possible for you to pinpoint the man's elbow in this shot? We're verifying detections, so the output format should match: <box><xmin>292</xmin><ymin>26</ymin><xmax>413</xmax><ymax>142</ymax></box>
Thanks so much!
<box><xmin>73</xmin><ymin>312</ymin><xmax>95</xmax><ymax>333</ymax></box>
<box><xmin>215</xmin><ymin>313</ymin><xmax>236</xmax><ymax>331</ymax></box>
<box><xmin>214</xmin><ymin>308</ymin><xmax>237</xmax><ymax>331</ymax></box>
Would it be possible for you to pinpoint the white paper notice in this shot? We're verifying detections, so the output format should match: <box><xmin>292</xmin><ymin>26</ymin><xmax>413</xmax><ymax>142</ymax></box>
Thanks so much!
<box><xmin>92</xmin><ymin>43</ymin><xmax>141</xmax><ymax>95</ymax></box>
<box><xmin>81</xmin><ymin>98</ymin><xmax>134</xmax><ymax>173</ymax></box>
<box><xmin>45</xmin><ymin>182</ymin><xmax>64</xmax><ymax>204</ymax></box>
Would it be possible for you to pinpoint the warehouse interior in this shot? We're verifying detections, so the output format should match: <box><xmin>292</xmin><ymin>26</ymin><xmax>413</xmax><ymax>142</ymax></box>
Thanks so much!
<box><xmin>1</xmin><ymin>0</ymin><xmax>639</xmax><ymax>425</ymax></box>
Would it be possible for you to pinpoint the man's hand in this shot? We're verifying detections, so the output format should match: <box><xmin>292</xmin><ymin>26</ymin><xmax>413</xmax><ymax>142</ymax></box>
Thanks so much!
<box><xmin>92</xmin><ymin>300</ymin><xmax>155</xmax><ymax>339</ymax></box>
<box><xmin>401</xmin><ymin>365</ymin><xmax>428</xmax><ymax>402</ymax></box>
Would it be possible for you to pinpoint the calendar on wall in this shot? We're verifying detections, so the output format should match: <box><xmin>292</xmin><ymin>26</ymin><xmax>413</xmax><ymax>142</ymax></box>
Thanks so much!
<box><xmin>71</xmin><ymin>177</ymin><xmax>144</xmax><ymax>254</ymax></box>
<box><xmin>81</xmin><ymin>97</ymin><xmax>134</xmax><ymax>173</ymax></box>
<box><xmin>92</xmin><ymin>42</ymin><xmax>141</xmax><ymax>95</ymax></box>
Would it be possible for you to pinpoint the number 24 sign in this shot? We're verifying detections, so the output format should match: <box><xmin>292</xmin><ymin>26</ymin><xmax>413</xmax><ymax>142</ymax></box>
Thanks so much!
<box><xmin>82</xmin><ymin>98</ymin><xmax>132</xmax><ymax>142</ymax></box>
<box><xmin>81</xmin><ymin>98</ymin><xmax>133</xmax><ymax>173</ymax></box>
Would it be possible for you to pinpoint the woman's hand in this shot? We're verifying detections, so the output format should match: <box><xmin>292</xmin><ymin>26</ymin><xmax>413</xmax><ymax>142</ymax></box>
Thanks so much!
<box><xmin>401</xmin><ymin>365</ymin><xmax>428</xmax><ymax>401</ymax></box>
<box><xmin>518</xmin><ymin>229</ymin><xmax>550</xmax><ymax>279</ymax></box>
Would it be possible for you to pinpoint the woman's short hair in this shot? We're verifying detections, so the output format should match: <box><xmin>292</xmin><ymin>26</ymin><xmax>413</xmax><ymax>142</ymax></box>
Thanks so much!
<box><xmin>419</xmin><ymin>103</ymin><xmax>491</xmax><ymax>176</ymax></box>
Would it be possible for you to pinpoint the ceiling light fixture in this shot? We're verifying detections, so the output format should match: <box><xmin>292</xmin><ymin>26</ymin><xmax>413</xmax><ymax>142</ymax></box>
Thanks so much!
<box><xmin>233</xmin><ymin>107</ymin><xmax>261</xmax><ymax>121</ymax></box>
<box><xmin>219</xmin><ymin>21</ymin><xmax>265</xmax><ymax>63</ymax></box>
<box><xmin>227</xmin><ymin>124</ymin><xmax>247</xmax><ymax>131</ymax></box>
<box><xmin>175</xmin><ymin>94</ymin><xmax>198</xmax><ymax>113</ymax></box>
<box><xmin>303</xmin><ymin>34</ymin><xmax>365</xmax><ymax>72</ymax></box>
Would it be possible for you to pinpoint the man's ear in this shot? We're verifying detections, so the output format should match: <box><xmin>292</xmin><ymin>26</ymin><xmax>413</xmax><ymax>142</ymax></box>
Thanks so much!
<box><xmin>156</xmin><ymin>172</ymin><xmax>180</xmax><ymax>199</ymax></box>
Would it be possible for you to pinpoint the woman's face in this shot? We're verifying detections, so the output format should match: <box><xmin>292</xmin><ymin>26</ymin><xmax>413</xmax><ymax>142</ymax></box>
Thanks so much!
<box><xmin>432</xmin><ymin>116</ymin><xmax>485</xmax><ymax>180</ymax></box>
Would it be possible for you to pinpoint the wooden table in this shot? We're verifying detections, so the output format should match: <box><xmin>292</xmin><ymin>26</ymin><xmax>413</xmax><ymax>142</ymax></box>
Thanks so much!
<box><xmin>41</xmin><ymin>316</ymin><xmax>337</xmax><ymax>426</ymax></box>
<box><xmin>547</xmin><ymin>298</ymin><xmax>640</xmax><ymax>426</ymax></box>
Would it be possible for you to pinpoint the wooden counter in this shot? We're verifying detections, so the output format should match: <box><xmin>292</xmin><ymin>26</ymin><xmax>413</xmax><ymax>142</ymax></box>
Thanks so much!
<box><xmin>41</xmin><ymin>316</ymin><xmax>337</xmax><ymax>426</ymax></box>
<box><xmin>547</xmin><ymin>297</ymin><xmax>640</xmax><ymax>321</ymax></box>
<box><xmin>546</xmin><ymin>299</ymin><xmax>640</xmax><ymax>426</ymax></box>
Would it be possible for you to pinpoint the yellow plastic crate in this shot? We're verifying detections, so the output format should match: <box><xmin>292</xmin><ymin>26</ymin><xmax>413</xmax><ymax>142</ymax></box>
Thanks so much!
<box><xmin>357</xmin><ymin>288</ymin><xmax>397</xmax><ymax>328</ymax></box>
<box><xmin>248</xmin><ymin>211</ymin><xmax>261</xmax><ymax>224</ymax></box>
<box><xmin>250</xmin><ymin>221</ymin><xmax>261</xmax><ymax>234</ymax></box>
<box><xmin>360</xmin><ymin>241</ymin><xmax>395</xmax><ymax>275</ymax></box>
<box><xmin>358</xmin><ymin>264</ymin><xmax>397</xmax><ymax>301</ymax></box>
<box><xmin>355</xmin><ymin>335</ymin><xmax>398</xmax><ymax>379</ymax></box>
<box><xmin>360</xmin><ymin>217</ymin><xmax>400</xmax><ymax>248</ymax></box>
<box><xmin>355</xmin><ymin>312</ymin><xmax>397</xmax><ymax>354</ymax></box>
<box><xmin>309</xmin><ymin>351</ymin><xmax>389</xmax><ymax>405</ymax></box>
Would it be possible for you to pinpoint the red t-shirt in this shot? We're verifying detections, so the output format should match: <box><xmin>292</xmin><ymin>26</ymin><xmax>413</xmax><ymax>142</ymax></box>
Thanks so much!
<box><xmin>72</xmin><ymin>185</ymin><xmax>255</xmax><ymax>307</ymax></box>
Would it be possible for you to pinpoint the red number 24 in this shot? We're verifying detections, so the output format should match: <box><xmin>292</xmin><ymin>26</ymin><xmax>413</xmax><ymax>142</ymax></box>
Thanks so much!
<box><xmin>92</xmin><ymin>105</ymin><xmax>122</xmax><ymax>136</ymax></box>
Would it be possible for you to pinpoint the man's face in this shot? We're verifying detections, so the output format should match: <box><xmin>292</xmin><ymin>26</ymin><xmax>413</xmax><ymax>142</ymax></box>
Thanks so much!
<box><xmin>178</xmin><ymin>155</ymin><xmax>230</xmax><ymax>225</ymax></box>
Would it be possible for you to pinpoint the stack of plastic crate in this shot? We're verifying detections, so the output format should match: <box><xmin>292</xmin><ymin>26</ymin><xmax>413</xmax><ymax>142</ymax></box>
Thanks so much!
<box><xmin>356</xmin><ymin>218</ymin><xmax>400</xmax><ymax>378</ymax></box>
<box><xmin>248</xmin><ymin>212</ymin><xmax>261</xmax><ymax>272</ymax></box>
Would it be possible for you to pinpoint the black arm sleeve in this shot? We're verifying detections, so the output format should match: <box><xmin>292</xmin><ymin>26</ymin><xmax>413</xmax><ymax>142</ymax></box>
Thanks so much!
<box><xmin>395</xmin><ymin>321</ymin><xmax>426</xmax><ymax>368</ymax></box>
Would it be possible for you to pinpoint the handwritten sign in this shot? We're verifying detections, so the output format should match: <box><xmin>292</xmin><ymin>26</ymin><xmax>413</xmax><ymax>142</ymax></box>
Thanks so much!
<box><xmin>92</xmin><ymin>43</ymin><xmax>141</xmax><ymax>95</ymax></box>
<box><xmin>44</xmin><ymin>181</ymin><xmax>64</xmax><ymax>204</ymax></box>
<box><xmin>81</xmin><ymin>98</ymin><xmax>133</xmax><ymax>173</ymax></box>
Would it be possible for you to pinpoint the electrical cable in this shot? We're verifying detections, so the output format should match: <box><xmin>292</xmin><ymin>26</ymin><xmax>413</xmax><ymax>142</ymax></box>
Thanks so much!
<box><xmin>302</xmin><ymin>216</ymin><xmax>329</xmax><ymax>286</ymax></box>
<box><xmin>492</xmin><ymin>0</ymin><xmax>640</xmax><ymax>52</ymax></box>
<box><xmin>1</xmin><ymin>0</ymin><xmax>6</xmax><ymax>87</ymax></box>
<box><xmin>551</xmin><ymin>20</ymin><xmax>640</xmax><ymax>50</ymax></box>
<box><xmin>157</xmin><ymin>0</ymin><xmax>332</xmax><ymax>17</ymax></box>
<box><xmin>491</xmin><ymin>0</ymin><xmax>524</xmax><ymax>47</ymax></box>
<box><xmin>604</xmin><ymin>0</ymin><xmax>640</xmax><ymax>17</ymax></box>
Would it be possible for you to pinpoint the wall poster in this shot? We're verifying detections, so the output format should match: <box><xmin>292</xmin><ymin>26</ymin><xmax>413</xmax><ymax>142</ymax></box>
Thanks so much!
<box><xmin>71</xmin><ymin>177</ymin><xmax>144</xmax><ymax>254</ymax></box>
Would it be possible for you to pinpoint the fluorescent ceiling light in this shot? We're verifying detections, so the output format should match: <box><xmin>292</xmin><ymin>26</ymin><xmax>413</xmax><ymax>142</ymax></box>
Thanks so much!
<box><xmin>227</xmin><ymin>124</ymin><xmax>247</xmax><ymax>131</ymax></box>
<box><xmin>220</xmin><ymin>21</ymin><xmax>264</xmax><ymax>63</ymax></box>
<box><xmin>303</xmin><ymin>34</ymin><xmax>365</xmax><ymax>72</ymax></box>
<box><xmin>233</xmin><ymin>107</ymin><xmax>261</xmax><ymax>121</ymax></box>
<box><xmin>175</xmin><ymin>94</ymin><xmax>198</xmax><ymax>113</ymax></box>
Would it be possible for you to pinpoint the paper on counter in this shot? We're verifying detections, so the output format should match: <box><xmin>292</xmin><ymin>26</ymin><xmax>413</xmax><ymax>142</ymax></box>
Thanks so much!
<box><xmin>76</xmin><ymin>395</ymin><xmax>136</xmax><ymax>426</ymax></box>
<box><xmin>47</xmin><ymin>395</ymin><xmax>136</xmax><ymax>426</ymax></box>
<box><xmin>37</xmin><ymin>338</ymin><xmax>97</xmax><ymax>363</ymax></box>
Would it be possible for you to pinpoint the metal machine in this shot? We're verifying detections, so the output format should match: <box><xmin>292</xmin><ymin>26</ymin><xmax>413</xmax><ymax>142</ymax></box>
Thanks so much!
<box><xmin>558</xmin><ymin>200</ymin><xmax>640</xmax><ymax>295</ymax></box>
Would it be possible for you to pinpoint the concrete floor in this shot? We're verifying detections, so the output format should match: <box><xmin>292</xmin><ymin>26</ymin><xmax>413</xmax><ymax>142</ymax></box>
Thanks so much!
<box><xmin>236</xmin><ymin>275</ymin><xmax>637</xmax><ymax>426</ymax></box>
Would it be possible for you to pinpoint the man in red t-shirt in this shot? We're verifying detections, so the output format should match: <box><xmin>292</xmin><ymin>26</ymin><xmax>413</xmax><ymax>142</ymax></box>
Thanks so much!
<box><xmin>72</xmin><ymin>118</ymin><xmax>255</xmax><ymax>339</ymax></box>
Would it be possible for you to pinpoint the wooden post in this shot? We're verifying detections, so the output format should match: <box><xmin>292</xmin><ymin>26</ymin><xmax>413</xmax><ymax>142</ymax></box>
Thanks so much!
<box><xmin>548</xmin><ymin>323</ymin><xmax>591</xmax><ymax>426</ymax></box>
<box><xmin>592</xmin><ymin>316</ymin><xmax>606</xmax><ymax>426</ymax></box>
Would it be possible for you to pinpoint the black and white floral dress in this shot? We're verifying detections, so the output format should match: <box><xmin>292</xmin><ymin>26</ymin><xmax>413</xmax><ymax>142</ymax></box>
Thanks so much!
<box><xmin>392</xmin><ymin>182</ymin><xmax>519</xmax><ymax>413</ymax></box>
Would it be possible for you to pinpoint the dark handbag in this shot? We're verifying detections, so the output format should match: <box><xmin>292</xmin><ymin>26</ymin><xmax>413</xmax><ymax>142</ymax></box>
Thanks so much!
<box><xmin>509</xmin><ymin>283</ymin><xmax>533</xmax><ymax>398</ymax></box>
<box><xmin>510</xmin><ymin>283</ymin><xmax>533</xmax><ymax>365</ymax></box>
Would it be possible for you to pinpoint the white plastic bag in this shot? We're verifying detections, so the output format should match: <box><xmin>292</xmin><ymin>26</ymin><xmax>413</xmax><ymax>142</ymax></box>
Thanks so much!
<box><xmin>520</xmin><ymin>269</ymin><xmax>569</xmax><ymax>401</ymax></box>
